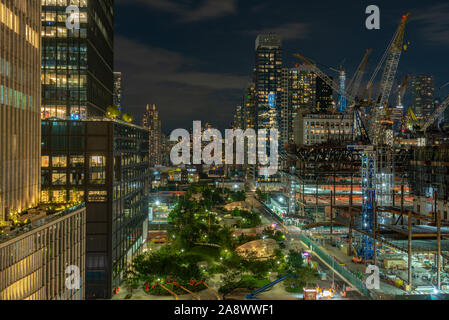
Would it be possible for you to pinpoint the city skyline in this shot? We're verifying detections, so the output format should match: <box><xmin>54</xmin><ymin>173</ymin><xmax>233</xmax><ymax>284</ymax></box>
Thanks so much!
<box><xmin>115</xmin><ymin>0</ymin><xmax>449</xmax><ymax>133</ymax></box>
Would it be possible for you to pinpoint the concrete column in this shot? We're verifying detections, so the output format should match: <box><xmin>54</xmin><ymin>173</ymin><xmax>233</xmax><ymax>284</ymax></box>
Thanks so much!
<box><xmin>408</xmin><ymin>211</ymin><xmax>412</xmax><ymax>290</ymax></box>
<box><xmin>437</xmin><ymin>209</ymin><xmax>441</xmax><ymax>291</ymax></box>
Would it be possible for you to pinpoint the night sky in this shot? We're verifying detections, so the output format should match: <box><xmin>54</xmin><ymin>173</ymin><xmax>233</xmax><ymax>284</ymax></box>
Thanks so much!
<box><xmin>114</xmin><ymin>0</ymin><xmax>449</xmax><ymax>134</ymax></box>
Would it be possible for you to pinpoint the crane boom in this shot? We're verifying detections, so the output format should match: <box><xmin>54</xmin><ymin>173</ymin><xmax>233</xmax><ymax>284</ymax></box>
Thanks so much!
<box><xmin>370</xmin><ymin>14</ymin><xmax>410</xmax><ymax>144</ymax></box>
<box><xmin>421</xmin><ymin>95</ymin><xmax>449</xmax><ymax>132</ymax></box>
<box><xmin>347</xmin><ymin>49</ymin><xmax>372</xmax><ymax>99</ymax></box>
<box><xmin>293</xmin><ymin>53</ymin><xmax>356</xmax><ymax>107</ymax></box>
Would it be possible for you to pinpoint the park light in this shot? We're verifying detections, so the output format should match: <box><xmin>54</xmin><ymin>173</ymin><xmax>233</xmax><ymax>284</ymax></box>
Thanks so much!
<box><xmin>155</xmin><ymin>200</ymin><xmax>160</xmax><ymax>206</ymax></box>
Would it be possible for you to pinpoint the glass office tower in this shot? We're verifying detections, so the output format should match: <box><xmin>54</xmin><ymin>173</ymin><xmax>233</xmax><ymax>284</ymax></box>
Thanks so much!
<box><xmin>41</xmin><ymin>0</ymin><xmax>113</xmax><ymax>120</ymax></box>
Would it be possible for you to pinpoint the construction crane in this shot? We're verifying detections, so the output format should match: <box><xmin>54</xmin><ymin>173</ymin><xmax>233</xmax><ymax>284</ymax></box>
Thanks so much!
<box><xmin>421</xmin><ymin>95</ymin><xmax>449</xmax><ymax>133</ymax></box>
<box><xmin>347</xmin><ymin>49</ymin><xmax>372</xmax><ymax>100</ymax></box>
<box><xmin>293</xmin><ymin>52</ymin><xmax>370</xmax><ymax>144</ymax></box>
<box><xmin>369</xmin><ymin>13</ymin><xmax>410</xmax><ymax>145</ymax></box>
<box><xmin>293</xmin><ymin>53</ymin><xmax>357</xmax><ymax>107</ymax></box>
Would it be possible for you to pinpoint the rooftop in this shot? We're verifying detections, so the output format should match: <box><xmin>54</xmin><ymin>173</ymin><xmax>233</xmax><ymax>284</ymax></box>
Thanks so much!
<box><xmin>0</xmin><ymin>203</ymin><xmax>85</xmax><ymax>245</ymax></box>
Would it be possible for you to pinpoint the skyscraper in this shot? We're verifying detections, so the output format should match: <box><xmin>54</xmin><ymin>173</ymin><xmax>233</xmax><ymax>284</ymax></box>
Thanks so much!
<box><xmin>41</xmin><ymin>0</ymin><xmax>114</xmax><ymax>120</ymax></box>
<box><xmin>242</xmin><ymin>83</ymin><xmax>256</xmax><ymax>130</ymax></box>
<box><xmin>254</xmin><ymin>33</ymin><xmax>282</xmax><ymax>132</ymax></box>
<box><xmin>287</xmin><ymin>66</ymin><xmax>317</xmax><ymax>145</ymax></box>
<box><xmin>142</xmin><ymin>104</ymin><xmax>162</xmax><ymax>167</ymax></box>
<box><xmin>232</xmin><ymin>105</ymin><xmax>243</xmax><ymax>129</ymax></box>
<box><xmin>113</xmin><ymin>72</ymin><xmax>122</xmax><ymax>110</ymax></box>
<box><xmin>316</xmin><ymin>76</ymin><xmax>333</xmax><ymax>113</ymax></box>
<box><xmin>411</xmin><ymin>74</ymin><xmax>434</xmax><ymax>119</ymax></box>
<box><xmin>0</xmin><ymin>0</ymin><xmax>41</xmax><ymax>219</ymax></box>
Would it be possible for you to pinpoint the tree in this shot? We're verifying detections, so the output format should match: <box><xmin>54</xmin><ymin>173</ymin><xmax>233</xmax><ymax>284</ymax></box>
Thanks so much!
<box><xmin>106</xmin><ymin>105</ymin><xmax>121</xmax><ymax>119</ymax></box>
<box><xmin>122</xmin><ymin>113</ymin><xmax>134</xmax><ymax>123</ymax></box>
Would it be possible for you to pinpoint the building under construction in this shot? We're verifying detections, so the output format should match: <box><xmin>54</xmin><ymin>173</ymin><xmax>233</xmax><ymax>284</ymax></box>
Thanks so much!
<box><xmin>279</xmin><ymin>142</ymin><xmax>449</xmax><ymax>297</ymax></box>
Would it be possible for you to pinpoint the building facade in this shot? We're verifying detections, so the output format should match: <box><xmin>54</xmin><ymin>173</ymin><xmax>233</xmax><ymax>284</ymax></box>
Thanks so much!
<box><xmin>41</xmin><ymin>118</ymin><xmax>150</xmax><ymax>299</ymax></box>
<box><xmin>294</xmin><ymin>113</ymin><xmax>353</xmax><ymax>146</ymax></box>
<box><xmin>316</xmin><ymin>76</ymin><xmax>333</xmax><ymax>113</ymax></box>
<box><xmin>0</xmin><ymin>0</ymin><xmax>41</xmax><ymax>220</ymax></box>
<box><xmin>254</xmin><ymin>33</ymin><xmax>282</xmax><ymax>132</ymax></box>
<box><xmin>409</xmin><ymin>146</ymin><xmax>449</xmax><ymax>222</ymax></box>
<box><xmin>0</xmin><ymin>203</ymin><xmax>86</xmax><ymax>300</ymax></box>
<box><xmin>142</xmin><ymin>104</ymin><xmax>162</xmax><ymax>167</ymax></box>
<box><xmin>411</xmin><ymin>74</ymin><xmax>434</xmax><ymax>119</ymax></box>
<box><xmin>41</xmin><ymin>0</ymin><xmax>114</xmax><ymax>120</ymax></box>
<box><xmin>242</xmin><ymin>83</ymin><xmax>256</xmax><ymax>130</ymax></box>
<box><xmin>113</xmin><ymin>71</ymin><xmax>121</xmax><ymax>110</ymax></box>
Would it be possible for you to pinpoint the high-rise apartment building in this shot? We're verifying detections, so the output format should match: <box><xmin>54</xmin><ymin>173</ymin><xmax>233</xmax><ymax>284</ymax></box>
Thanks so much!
<box><xmin>232</xmin><ymin>105</ymin><xmax>243</xmax><ymax>129</ymax></box>
<box><xmin>411</xmin><ymin>75</ymin><xmax>434</xmax><ymax>119</ymax></box>
<box><xmin>113</xmin><ymin>72</ymin><xmax>122</xmax><ymax>110</ymax></box>
<box><xmin>284</xmin><ymin>66</ymin><xmax>317</xmax><ymax>146</ymax></box>
<box><xmin>242</xmin><ymin>83</ymin><xmax>256</xmax><ymax>130</ymax></box>
<box><xmin>0</xmin><ymin>0</ymin><xmax>41</xmax><ymax>220</ymax></box>
<box><xmin>254</xmin><ymin>33</ymin><xmax>282</xmax><ymax>132</ymax></box>
<box><xmin>41</xmin><ymin>0</ymin><xmax>114</xmax><ymax>120</ymax></box>
<box><xmin>142</xmin><ymin>104</ymin><xmax>162</xmax><ymax>167</ymax></box>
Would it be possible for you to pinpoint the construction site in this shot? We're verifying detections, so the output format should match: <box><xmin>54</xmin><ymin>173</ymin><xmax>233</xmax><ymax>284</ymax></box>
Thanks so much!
<box><xmin>277</xmin><ymin>13</ymin><xmax>449</xmax><ymax>299</ymax></box>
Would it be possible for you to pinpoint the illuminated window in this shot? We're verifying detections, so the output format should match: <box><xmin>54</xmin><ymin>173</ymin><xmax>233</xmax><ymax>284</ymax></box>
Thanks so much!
<box><xmin>70</xmin><ymin>190</ymin><xmax>84</xmax><ymax>203</ymax></box>
<box><xmin>41</xmin><ymin>190</ymin><xmax>50</xmax><ymax>203</ymax></box>
<box><xmin>52</xmin><ymin>171</ymin><xmax>67</xmax><ymax>185</ymax></box>
<box><xmin>88</xmin><ymin>190</ymin><xmax>107</xmax><ymax>202</ymax></box>
<box><xmin>90</xmin><ymin>156</ymin><xmax>106</xmax><ymax>184</ymax></box>
<box><xmin>41</xmin><ymin>156</ymin><xmax>50</xmax><ymax>167</ymax></box>
<box><xmin>70</xmin><ymin>171</ymin><xmax>84</xmax><ymax>185</ymax></box>
<box><xmin>70</xmin><ymin>155</ymin><xmax>84</xmax><ymax>167</ymax></box>
<box><xmin>52</xmin><ymin>190</ymin><xmax>67</xmax><ymax>203</ymax></box>
<box><xmin>52</xmin><ymin>155</ymin><xmax>67</xmax><ymax>167</ymax></box>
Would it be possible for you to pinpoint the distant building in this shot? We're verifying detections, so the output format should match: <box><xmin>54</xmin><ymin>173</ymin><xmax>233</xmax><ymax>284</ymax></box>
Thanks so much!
<box><xmin>411</xmin><ymin>75</ymin><xmax>434</xmax><ymax>119</ymax></box>
<box><xmin>294</xmin><ymin>113</ymin><xmax>352</xmax><ymax>146</ymax></box>
<box><xmin>41</xmin><ymin>118</ymin><xmax>149</xmax><ymax>299</ymax></box>
<box><xmin>254</xmin><ymin>33</ymin><xmax>283</xmax><ymax>132</ymax></box>
<box><xmin>316</xmin><ymin>76</ymin><xmax>333</xmax><ymax>113</ymax></box>
<box><xmin>113</xmin><ymin>72</ymin><xmax>122</xmax><ymax>110</ymax></box>
<box><xmin>0</xmin><ymin>204</ymin><xmax>86</xmax><ymax>300</ymax></box>
<box><xmin>281</xmin><ymin>66</ymin><xmax>318</xmax><ymax>147</ymax></box>
<box><xmin>232</xmin><ymin>105</ymin><xmax>243</xmax><ymax>129</ymax></box>
<box><xmin>142</xmin><ymin>104</ymin><xmax>162</xmax><ymax>167</ymax></box>
<box><xmin>242</xmin><ymin>83</ymin><xmax>256</xmax><ymax>130</ymax></box>
<box><xmin>0</xmin><ymin>0</ymin><xmax>41</xmax><ymax>219</ymax></box>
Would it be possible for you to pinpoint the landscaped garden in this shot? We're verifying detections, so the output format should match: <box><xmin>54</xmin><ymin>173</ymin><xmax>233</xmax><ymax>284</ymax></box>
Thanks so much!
<box><xmin>121</xmin><ymin>183</ymin><xmax>318</xmax><ymax>299</ymax></box>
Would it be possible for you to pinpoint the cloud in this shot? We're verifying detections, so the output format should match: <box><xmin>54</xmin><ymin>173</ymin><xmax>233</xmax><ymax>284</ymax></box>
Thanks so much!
<box><xmin>115</xmin><ymin>0</ymin><xmax>238</xmax><ymax>23</ymax></box>
<box><xmin>247</xmin><ymin>22</ymin><xmax>310</xmax><ymax>40</ymax></box>
<box><xmin>412</xmin><ymin>3</ymin><xmax>449</xmax><ymax>46</ymax></box>
<box><xmin>114</xmin><ymin>36</ymin><xmax>249</xmax><ymax>131</ymax></box>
